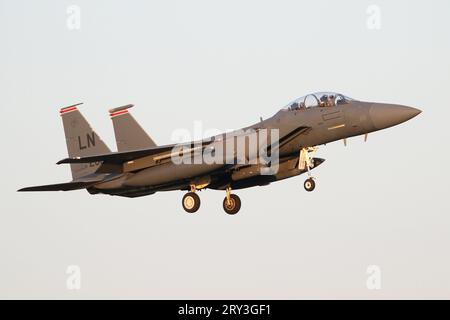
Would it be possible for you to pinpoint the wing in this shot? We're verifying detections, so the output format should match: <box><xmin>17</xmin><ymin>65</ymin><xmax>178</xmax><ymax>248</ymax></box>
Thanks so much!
<box><xmin>56</xmin><ymin>143</ymin><xmax>210</xmax><ymax>175</ymax></box>
<box><xmin>19</xmin><ymin>181</ymin><xmax>98</xmax><ymax>192</ymax></box>
<box><xmin>18</xmin><ymin>174</ymin><xmax>110</xmax><ymax>192</ymax></box>
<box><xmin>57</xmin><ymin>144</ymin><xmax>177</xmax><ymax>165</ymax></box>
<box><xmin>57</xmin><ymin>127</ymin><xmax>311</xmax><ymax>167</ymax></box>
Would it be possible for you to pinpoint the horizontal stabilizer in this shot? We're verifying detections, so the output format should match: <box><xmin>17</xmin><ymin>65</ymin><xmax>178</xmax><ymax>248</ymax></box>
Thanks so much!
<box><xmin>18</xmin><ymin>175</ymin><xmax>107</xmax><ymax>192</ymax></box>
<box><xmin>18</xmin><ymin>181</ymin><xmax>95</xmax><ymax>192</ymax></box>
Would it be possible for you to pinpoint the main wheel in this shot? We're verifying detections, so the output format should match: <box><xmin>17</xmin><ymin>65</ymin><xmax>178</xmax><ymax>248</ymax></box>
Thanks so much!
<box><xmin>223</xmin><ymin>194</ymin><xmax>241</xmax><ymax>215</ymax></box>
<box><xmin>182</xmin><ymin>192</ymin><xmax>201</xmax><ymax>213</ymax></box>
<box><xmin>304</xmin><ymin>178</ymin><xmax>315</xmax><ymax>192</ymax></box>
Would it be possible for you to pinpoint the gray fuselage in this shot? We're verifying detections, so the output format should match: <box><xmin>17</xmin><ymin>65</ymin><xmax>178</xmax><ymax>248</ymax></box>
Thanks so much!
<box><xmin>91</xmin><ymin>99</ymin><xmax>420</xmax><ymax>197</ymax></box>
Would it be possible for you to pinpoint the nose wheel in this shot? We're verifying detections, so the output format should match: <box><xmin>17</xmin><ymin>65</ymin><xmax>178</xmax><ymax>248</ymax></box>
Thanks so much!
<box><xmin>304</xmin><ymin>178</ymin><xmax>315</xmax><ymax>192</ymax></box>
<box><xmin>223</xmin><ymin>187</ymin><xmax>241</xmax><ymax>215</ymax></box>
<box><xmin>182</xmin><ymin>191</ymin><xmax>201</xmax><ymax>213</ymax></box>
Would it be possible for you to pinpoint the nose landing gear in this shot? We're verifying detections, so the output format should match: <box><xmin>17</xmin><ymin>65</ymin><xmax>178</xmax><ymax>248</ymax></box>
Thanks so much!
<box><xmin>299</xmin><ymin>147</ymin><xmax>318</xmax><ymax>192</ymax></box>
<box><xmin>304</xmin><ymin>178</ymin><xmax>315</xmax><ymax>192</ymax></box>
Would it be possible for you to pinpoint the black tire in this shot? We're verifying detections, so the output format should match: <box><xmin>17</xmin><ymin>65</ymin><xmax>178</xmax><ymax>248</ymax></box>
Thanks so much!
<box><xmin>304</xmin><ymin>178</ymin><xmax>316</xmax><ymax>192</ymax></box>
<box><xmin>223</xmin><ymin>194</ymin><xmax>241</xmax><ymax>215</ymax></box>
<box><xmin>182</xmin><ymin>192</ymin><xmax>201</xmax><ymax>213</ymax></box>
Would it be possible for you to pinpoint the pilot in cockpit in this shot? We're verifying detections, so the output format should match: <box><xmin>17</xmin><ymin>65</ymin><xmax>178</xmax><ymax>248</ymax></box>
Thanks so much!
<box><xmin>290</xmin><ymin>101</ymin><xmax>307</xmax><ymax>111</ymax></box>
<box><xmin>320</xmin><ymin>94</ymin><xmax>336</xmax><ymax>107</ymax></box>
<box><xmin>320</xmin><ymin>95</ymin><xmax>328</xmax><ymax>107</ymax></box>
<box><xmin>328</xmin><ymin>95</ymin><xmax>336</xmax><ymax>107</ymax></box>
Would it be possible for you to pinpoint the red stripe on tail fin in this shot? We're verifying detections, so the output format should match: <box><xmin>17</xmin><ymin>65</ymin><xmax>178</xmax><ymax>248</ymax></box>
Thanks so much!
<box><xmin>60</xmin><ymin>102</ymin><xmax>83</xmax><ymax>115</ymax></box>
<box><xmin>109</xmin><ymin>109</ymin><xmax>129</xmax><ymax>117</ymax></box>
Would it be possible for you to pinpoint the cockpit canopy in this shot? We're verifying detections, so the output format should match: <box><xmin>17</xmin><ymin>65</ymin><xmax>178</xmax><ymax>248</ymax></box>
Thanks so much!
<box><xmin>283</xmin><ymin>92</ymin><xmax>354</xmax><ymax>111</ymax></box>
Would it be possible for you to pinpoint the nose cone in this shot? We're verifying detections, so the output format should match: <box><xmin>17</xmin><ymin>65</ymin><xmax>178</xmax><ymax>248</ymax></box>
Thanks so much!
<box><xmin>369</xmin><ymin>103</ymin><xmax>421</xmax><ymax>130</ymax></box>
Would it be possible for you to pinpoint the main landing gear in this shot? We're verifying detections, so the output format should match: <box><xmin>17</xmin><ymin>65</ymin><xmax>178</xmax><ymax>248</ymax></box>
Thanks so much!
<box><xmin>182</xmin><ymin>192</ymin><xmax>201</xmax><ymax>213</ymax></box>
<box><xmin>181</xmin><ymin>185</ymin><xmax>241</xmax><ymax>215</ymax></box>
<box><xmin>299</xmin><ymin>147</ymin><xmax>318</xmax><ymax>192</ymax></box>
<box><xmin>182</xmin><ymin>185</ymin><xmax>201</xmax><ymax>213</ymax></box>
<box><xmin>222</xmin><ymin>187</ymin><xmax>241</xmax><ymax>215</ymax></box>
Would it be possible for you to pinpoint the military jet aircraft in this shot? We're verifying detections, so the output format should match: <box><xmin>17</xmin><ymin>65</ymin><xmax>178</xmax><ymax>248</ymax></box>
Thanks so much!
<box><xmin>19</xmin><ymin>92</ymin><xmax>421</xmax><ymax>214</ymax></box>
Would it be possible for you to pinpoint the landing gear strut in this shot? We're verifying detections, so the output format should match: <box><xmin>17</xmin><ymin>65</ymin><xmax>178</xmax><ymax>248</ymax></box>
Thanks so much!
<box><xmin>182</xmin><ymin>185</ymin><xmax>201</xmax><ymax>213</ymax></box>
<box><xmin>223</xmin><ymin>187</ymin><xmax>241</xmax><ymax>215</ymax></box>
<box><xmin>299</xmin><ymin>147</ymin><xmax>318</xmax><ymax>192</ymax></box>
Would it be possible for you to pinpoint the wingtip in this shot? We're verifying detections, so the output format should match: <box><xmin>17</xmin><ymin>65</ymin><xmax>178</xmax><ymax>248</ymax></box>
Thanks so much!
<box><xmin>57</xmin><ymin>156</ymin><xmax>82</xmax><ymax>164</ymax></box>
<box><xmin>56</xmin><ymin>158</ymin><xmax>71</xmax><ymax>165</ymax></box>
<box><xmin>17</xmin><ymin>187</ymin><xmax>33</xmax><ymax>192</ymax></box>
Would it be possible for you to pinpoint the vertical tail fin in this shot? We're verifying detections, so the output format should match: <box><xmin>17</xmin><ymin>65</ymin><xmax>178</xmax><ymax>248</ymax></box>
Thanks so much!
<box><xmin>109</xmin><ymin>104</ymin><xmax>157</xmax><ymax>152</ymax></box>
<box><xmin>60</xmin><ymin>103</ymin><xmax>111</xmax><ymax>180</ymax></box>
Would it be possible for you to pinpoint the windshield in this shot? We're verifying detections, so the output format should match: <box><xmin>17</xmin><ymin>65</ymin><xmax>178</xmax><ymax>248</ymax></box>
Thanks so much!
<box><xmin>283</xmin><ymin>92</ymin><xmax>354</xmax><ymax>111</ymax></box>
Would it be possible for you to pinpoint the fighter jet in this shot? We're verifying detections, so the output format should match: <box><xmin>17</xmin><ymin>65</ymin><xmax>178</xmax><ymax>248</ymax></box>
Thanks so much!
<box><xmin>19</xmin><ymin>92</ymin><xmax>421</xmax><ymax>215</ymax></box>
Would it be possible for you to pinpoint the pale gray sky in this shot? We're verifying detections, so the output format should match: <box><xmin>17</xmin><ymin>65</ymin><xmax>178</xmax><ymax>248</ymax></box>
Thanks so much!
<box><xmin>0</xmin><ymin>0</ymin><xmax>449</xmax><ymax>299</ymax></box>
